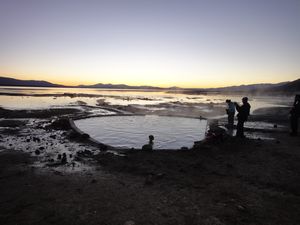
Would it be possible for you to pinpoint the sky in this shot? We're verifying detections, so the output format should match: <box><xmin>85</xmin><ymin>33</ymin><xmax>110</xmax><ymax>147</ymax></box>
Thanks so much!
<box><xmin>0</xmin><ymin>0</ymin><xmax>299</xmax><ymax>88</ymax></box>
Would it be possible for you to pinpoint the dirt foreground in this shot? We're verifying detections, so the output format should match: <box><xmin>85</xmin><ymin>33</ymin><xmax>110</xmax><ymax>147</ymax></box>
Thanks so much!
<box><xmin>0</xmin><ymin>107</ymin><xmax>300</xmax><ymax>225</ymax></box>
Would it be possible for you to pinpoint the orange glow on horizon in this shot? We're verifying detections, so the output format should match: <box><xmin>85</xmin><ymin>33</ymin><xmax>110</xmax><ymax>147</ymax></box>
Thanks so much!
<box><xmin>1</xmin><ymin>72</ymin><xmax>296</xmax><ymax>89</ymax></box>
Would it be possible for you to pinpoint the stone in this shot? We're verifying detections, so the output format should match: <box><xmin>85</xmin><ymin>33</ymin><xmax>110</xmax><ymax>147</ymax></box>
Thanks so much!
<box><xmin>61</xmin><ymin>153</ymin><xmax>67</xmax><ymax>164</ymax></box>
<box><xmin>124</xmin><ymin>220</ymin><xmax>135</xmax><ymax>225</ymax></box>
<box><xmin>144</xmin><ymin>174</ymin><xmax>154</xmax><ymax>185</ymax></box>
<box><xmin>33</xmin><ymin>137</ymin><xmax>40</xmax><ymax>142</ymax></box>
<box><xmin>35</xmin><ymin>150</ymin><xmax>40</xmax><ymax>155</ymax></box>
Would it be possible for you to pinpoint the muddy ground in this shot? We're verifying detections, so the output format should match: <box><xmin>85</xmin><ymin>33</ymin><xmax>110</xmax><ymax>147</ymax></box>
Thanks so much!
<box><xmin>0</xmin><ymin>106</ymin><xmax>300</xmax><ymax>225</ymax></box>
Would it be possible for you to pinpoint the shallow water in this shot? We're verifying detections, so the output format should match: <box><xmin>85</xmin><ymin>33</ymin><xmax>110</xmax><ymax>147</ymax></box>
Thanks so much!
<box><xmin>0</xmin><ymin>86</ymin><xmax>292</xmax><ymax>111</ymax></box>
<box><xmin>75</xmin><ymin>115</ymin><xmax>208</xmax><ymax>149</ymax></box>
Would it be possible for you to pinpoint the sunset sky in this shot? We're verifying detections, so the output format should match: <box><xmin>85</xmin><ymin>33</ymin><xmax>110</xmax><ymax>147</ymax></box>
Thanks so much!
<box><xmin>0</xmin><ymin>0</ymin><xmax>299</xmax><ymax>88</ymax></box>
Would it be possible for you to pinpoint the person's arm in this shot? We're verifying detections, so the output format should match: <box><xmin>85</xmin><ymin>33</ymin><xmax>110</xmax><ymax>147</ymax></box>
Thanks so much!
<box><xmin>234</xmin><ymin>102</ymin><xmax>241</xmax><ymax>112</ymax></box>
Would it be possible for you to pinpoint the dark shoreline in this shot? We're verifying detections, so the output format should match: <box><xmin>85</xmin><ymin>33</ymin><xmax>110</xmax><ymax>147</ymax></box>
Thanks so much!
<box><xmin>0</xmin><ymin>104</ymin><xmax>300</xmax><ymax>225</ymax></box>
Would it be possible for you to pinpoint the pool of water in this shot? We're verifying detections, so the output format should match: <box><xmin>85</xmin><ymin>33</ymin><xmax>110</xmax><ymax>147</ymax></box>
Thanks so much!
<box><xmin>74</xmin><ymin>115</ymin><xmax>208</xmax><ymax>149</ymax></box>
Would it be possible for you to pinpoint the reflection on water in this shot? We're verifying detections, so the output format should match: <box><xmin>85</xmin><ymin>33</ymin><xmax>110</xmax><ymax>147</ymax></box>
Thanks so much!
<box><xmin>0</xmin><ymin>86</ymin><xmax>292</xmax><ymax>111</ymax></box>
<box><xmin>75</xmin><ymin>115</ymin><xmax>208</xmax><ymax>149</ymax></box>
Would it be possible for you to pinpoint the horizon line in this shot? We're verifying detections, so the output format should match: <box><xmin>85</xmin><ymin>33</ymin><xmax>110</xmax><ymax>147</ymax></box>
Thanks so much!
<box><xmin>0</xmin><ymin>75</ymin><xmax>297</xmax><ymax>89</ymax></box>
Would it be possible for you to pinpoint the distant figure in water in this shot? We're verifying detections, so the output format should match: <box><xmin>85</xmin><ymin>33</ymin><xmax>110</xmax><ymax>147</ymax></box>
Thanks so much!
<box><xmin>225</xmin><ymin>99</ymin><xmax>235</xmax><ymax>128</ymax></box>
<box><xmin>234</xmin><ymin>97</ymin><xmax>251</xmax><ymax>138</ymax></box>
<box><xmin>290</xmin><ymin>95</ymin><xmax>300</xmax><ymax>136</ymax></box>
<box><xmin>142</xmin><ymin>135</ymin><xmax>154</xmax><ymax>150</ymax></box>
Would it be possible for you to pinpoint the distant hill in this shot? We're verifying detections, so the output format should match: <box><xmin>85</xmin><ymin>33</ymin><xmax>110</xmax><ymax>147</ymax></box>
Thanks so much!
<box><xmin>77</xmin><ymin>83</ymin><xmax>163</xmax><ymax>89</ymax></box>
<box><xmin>207</xmin><ymin>82</ymin><xmax>289</xmax><ymax>92</ymax></box>
<box><xmin>175</xmin><ymin>81</ymin><xmax>292</xmax><ymax>94</ymax></box>
<box><xmin>1</xmin><ymin>76</ymin><xmax>299</xmax><ymax>93</ymax></box>
<box><xmin>268</xmin><ymin>79</ymin><xmax>300</xmax><ymax>92</ymax></box>
<box><xmin>0</xmin><ymin>76</ymin><xmax>63</xmax><ymax>87</ymax></box>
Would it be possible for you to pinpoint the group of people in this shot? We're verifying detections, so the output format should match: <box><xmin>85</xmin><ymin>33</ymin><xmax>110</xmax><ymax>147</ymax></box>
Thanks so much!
<box><xmin>226</xmin><ymin>95</ymin><xmax>300</xmax><ymax>137</ymax></box>
<box><xmin>141</xmin><ymin>95</ymin><xmax>300</xmax><ymax>150</ymax></box>
<box><xmin>225</xmin><ymin>97</ymin><xmax>251</xmax><ymax>138</ymax></box>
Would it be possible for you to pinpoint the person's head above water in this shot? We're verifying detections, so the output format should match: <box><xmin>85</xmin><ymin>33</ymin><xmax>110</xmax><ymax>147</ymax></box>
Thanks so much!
<box><xmin>149</xmin><ymin>135</ymin><xmax>154</xmax><ymax>142</ymax></box>
<box><xmin>242</xmin><ymin>97</ymin><xmax>248</xmax><ymax>104</ymax></box>
<box><xmin>226</xmin><ymin>99</ymin><xmax>231</xmax><ymax>103</ymax></box>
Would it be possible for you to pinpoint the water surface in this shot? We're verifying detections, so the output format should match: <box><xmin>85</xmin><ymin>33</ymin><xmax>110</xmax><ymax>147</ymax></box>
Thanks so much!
<box><xmin>75</xmin><ymin>115</ymin><xmax>207</xmax><ymax>149</ymax></box>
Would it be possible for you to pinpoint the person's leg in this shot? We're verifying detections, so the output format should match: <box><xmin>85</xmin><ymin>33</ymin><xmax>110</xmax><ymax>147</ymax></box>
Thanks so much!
<box><xmin>236</xmin><ymin>120</ymin><xmax>242</xmax><ymax>137</ymax></box>
<box><xmin>240</xmin><ymin>121</ymin><xmax>245</xmax><ymax>137</ymax></box>
<box><xmin>236</xmin><ymin>120</ymin><xmax>245</xmax><ymax>137</ymax></box>
<box><xmin>290</xmin><ymin>114</ymin><xmax>298</xmax><ymax>135</ymax></box>
<box><xmin>229</xmin><ymin>113</ymin><xmax>234</xmax><ymax>128</ymax></box>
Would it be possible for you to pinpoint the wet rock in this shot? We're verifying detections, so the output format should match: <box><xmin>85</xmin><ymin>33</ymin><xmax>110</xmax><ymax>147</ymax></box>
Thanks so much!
<box><xmin>156</xmin><ymin>173</ymin><xmax>165</xmax><ymax>179</ymax></box>
<box><xmin>33</xmin><ymin>137</ymin><xmax>40</xmax><ymax>142</ymax></box>
<box><xmin>57</xmin><ymin>154</ymin><xmax>62</xmax><ymax>160</ymax></box>
<box><xmin>81</xmin><ymin>133</ymin><xmax>90</xmax><ymax>139</ymax></box>
<box><xmin>53</xmin><ymin>171</ymin><xmax>63</xmax><ymax>176</ymax></box>
<box><xmin>49</xmin><ymin>118</ymin><xmax>72</xmax><ymax>130</ymax></box>
<box><xmin>77</xmin><ymin>150</ymin><xmax>93</xmax><ymax>157</ymax></box>
<box><xmin>26</xmin><ymin>138</ymin><xmax>30</xmax><ymax>142</ymax></box>
<box><xmin>39</xmin><ymin>146</ymin><xmax>45</xmax><ymax>150</ymax></box>
<box><xmin>50</xmin><ymin>135</ymin><xmax>56</xmax><ymax>139</ymax></box>
<box><xmin>237</xmin><ymin>204</ymin><xmax>246</xmax><ymax>211</ymax></box>
<box><xmin>273</xmin><ymin>124</ymin><xmax>278</xmax><ymax>128</ymax></box>
<box><xmin>144</xmin><ymin>174</ymin><xmax>154</xmax><ymax>185</ymax></box>
<box><xmin>61</xmin><ymin>153</ymin><xmax>67</xmax><ymax>164</ymax></box>
<box><xmin>68</xmin><ymin>131</ymin><xmax>90</xmax><ymax>140</ymax></box>
<box><xmin>35</xmin><ymin>150</ymin><xmax>40</xmax><ymax>155</ymax></box>
<box><xmin>69</xmin><ymin>154</ymin><xmax>73</xmax><ymax>158</ymax></box>
<box><xmin>90</xmin><ymin>179</ymin><xmax>97</xmax><ymax>184</ymax></box>
<box><xmin>99</xmin><ymin>144</ymin><xmax>108</xmax><ymax>151</ymax></box>
<box><xmin>124</xmin><ymin>220</ymin><xmax>135</xmax><ymax>225</ymax></box>
<box><xmin>204</xmin><ymin>217</ymin><xmax>224</xmax><ymax>225</ymax></box>
<box><xmin>181</xmin><ymin>146</ymin><xmax>189</xmax><ymax>150</ymax></box>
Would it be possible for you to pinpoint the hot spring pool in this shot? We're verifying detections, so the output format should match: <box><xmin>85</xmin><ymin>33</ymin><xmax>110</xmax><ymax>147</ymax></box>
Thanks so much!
<box><xmin>74</xmin><ymin>115</ymin><xmax>207</xmax><ymax>149</ymax></box>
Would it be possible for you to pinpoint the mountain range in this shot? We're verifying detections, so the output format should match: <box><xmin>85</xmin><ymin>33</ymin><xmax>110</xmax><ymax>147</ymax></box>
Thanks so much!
<box><xmin>0</xmin><ymin>76</ymin><xmax>299</xmax><ymax>93</ymax></box>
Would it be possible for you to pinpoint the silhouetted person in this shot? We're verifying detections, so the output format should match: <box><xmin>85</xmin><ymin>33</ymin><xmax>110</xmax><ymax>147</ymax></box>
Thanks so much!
<box><xmin>234</xmin><ymin>97</ymin><xmax>251</xmax><ymax>138</ymax></box>
<box><xmin>226</xmin><ymin>99</ymin><xmax>235</xmax><ymax>128</ymax></box>
<box><xmin>142</xmin><ymin>135</ymin><xmax>154</xmax><ymax>150</ymax></box>
<box><xmin>290</xmin><ymin>95</ymin><xmax>300</xmax><ymax>136</ymax></box>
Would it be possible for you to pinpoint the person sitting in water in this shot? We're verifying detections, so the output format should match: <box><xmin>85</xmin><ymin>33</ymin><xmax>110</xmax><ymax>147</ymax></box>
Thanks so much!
<box><xmin>290</xmin><ymin>94</ymin><xmax>300</xmax><ymax>136</ymax></box>
<box><xmin>142</xmin><ymin>135</ymin><xmax>154</xmax><ymax>150</ymax></box>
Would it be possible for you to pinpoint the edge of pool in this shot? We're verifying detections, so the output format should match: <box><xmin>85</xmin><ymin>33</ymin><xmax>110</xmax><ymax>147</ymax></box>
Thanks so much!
<box><xmin>69</xmin><ymin>114</ymin><xmax>209</xmax><ymax>151</ymax></box>
<box><xmin>69</xmin><ymin>118</ymin><xmax>116</xmax><ymax>150</ymax></box>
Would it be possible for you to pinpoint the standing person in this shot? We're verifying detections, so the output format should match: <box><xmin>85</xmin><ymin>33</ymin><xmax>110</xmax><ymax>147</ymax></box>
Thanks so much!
<box><xmin>290</xmin><ymin>95</ymin><xmax>300</xmax><ymax>136</ymax></box>
<box><xmin>225</xmin><ymin>99</ymin><xmax>235</xmax><ymax>128</ymax></box>
<box><xmin>234</xmin><ymin>97</ymin><xmax>251</xmax><ymax>138</ymax></box>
